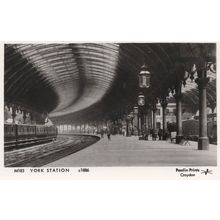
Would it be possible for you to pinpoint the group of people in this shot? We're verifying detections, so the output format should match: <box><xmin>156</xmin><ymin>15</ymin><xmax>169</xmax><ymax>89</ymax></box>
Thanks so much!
<box><xmin>141</xmin><ymin>128</ymin><xmax>169</xmax><ymax>141</ymax></box>
<box><xmin>100</xmin><ymin>128</ymin><xmax>111</xmax><ymax>140</ymax></box>
<box><xmin>99</xmin><ymin>127</ymin><xmax>170</xmax><ymax>141</ymax></box>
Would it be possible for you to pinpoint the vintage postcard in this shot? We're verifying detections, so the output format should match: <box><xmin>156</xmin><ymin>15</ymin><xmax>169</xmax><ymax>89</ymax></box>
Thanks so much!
<box><xmin>0</xmin><ymin>42</ymin><xmax>219</xmax><ymax>179</ymax></box>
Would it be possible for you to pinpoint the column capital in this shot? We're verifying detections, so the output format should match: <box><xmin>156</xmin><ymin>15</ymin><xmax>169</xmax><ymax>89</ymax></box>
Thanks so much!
<box><xmin>160</xmin><ymin>99</ymin><xmax>168</xmax><ymax>109</ymax></box>
<box><xmin>174</xmin><ymin>93</ymin><xmax>183</xmax><ymax>101</ymax></box>
<box><xmin>195</xmin><ymin>77</ymin><xmax>209</xmax><ymax>89</ymax></box>
<box><xmin>151</xmin><ymin>106</ymin><xmax>157</xmax><ymax>113</ymax></box>
<box><xmin>208</xmin><ymin>100</ymin><xmax>216</xmax><ymax>112</ymax></box>
<box><xmin>11</xmin><ymin>106</ymin><xmax>17</xmax><ymax>116</ymax></box>
<box><xmin>150</xmin><ymin>101</ymin><xmax>157</xmax><ymax>112</ymax></box>
<box><xmin>23</xmin><ymin>110</ymin><xmax>27</xmax><ymax>122</ymax></box>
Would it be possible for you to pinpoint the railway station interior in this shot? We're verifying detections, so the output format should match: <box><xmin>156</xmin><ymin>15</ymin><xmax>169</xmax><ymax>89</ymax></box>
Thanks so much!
<box><xmin>4</xmin><ymin>43</ymin><xmax>217</xmax><ymax>167</ymax></box>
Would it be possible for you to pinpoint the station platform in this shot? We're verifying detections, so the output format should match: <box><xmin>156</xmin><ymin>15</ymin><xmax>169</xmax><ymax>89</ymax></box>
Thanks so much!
<box><xmin>45</xmin><ymin>135</ymin><xmax>217</xmax><ymax>167</ymax></box>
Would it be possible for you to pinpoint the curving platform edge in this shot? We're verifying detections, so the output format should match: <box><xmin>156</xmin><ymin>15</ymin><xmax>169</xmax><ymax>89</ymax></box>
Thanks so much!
<box><xmin>4</xmin><ymin>134</ymin><xmax>100</xmax><ymax>167</ymax></box>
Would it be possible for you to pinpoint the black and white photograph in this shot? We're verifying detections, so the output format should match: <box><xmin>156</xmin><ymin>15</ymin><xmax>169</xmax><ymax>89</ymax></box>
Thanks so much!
<box><xmin>3</xmin><ymin>43</ymin><xmax>217</xmax><ymax>168</ymax></box>
<box><xmin>1</xmin><ymin>2</ymin><xmax>220</xmax><ymax>220</ymax></box>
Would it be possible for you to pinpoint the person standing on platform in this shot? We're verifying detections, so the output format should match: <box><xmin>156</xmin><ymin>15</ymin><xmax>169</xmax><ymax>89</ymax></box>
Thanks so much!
<box><xmin>100</xmin><ymin>128</ymin><xmax>104</xmax><ymax>138</ymax></box>
<box><xmin>152</xmin><ymin>130</ymin><xmax>158</xmax><ymax>141</ymax></box>
<box><xmin>107</xmin><ymin>129</ymin><xmax>111</xmax><ymax>140</ymax></box>
<box><xmin>158</xmin><ymin>129</ymin><xmax>163</xmax><ymax>140</ymax></box>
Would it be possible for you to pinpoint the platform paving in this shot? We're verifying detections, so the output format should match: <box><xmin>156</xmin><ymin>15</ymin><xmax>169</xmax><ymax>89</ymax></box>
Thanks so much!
<box><xmin>45</xmin><ymin>135</ymin><xmax>217</xmax><ymax>167</ymax></box>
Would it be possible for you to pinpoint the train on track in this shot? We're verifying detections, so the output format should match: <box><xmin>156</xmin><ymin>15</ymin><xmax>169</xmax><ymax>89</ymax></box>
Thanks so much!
<box><xmin>4</xmin><ymin>123</ymin><xmax>58</xmax><ymax>150</ymax></box>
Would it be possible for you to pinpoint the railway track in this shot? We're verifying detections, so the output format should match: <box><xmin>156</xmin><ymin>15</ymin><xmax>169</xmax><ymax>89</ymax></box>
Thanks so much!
<box><xmin>4</xmin><ymin>134</ymin><xmax>100</xmax><ymax>167</ymax></box>
<box><xmin>4</xmin><ymin>136</ymin><xmax>57</xmax><ymax>152</ymax></box>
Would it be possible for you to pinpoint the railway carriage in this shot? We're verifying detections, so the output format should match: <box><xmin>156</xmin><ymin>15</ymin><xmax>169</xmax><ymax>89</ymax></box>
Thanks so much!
<box><xmin>17</xmin><ymin>124</ymin><xmax>36</xmax><ymax>140</ymax></box>
<box><xmin>4</xmin><ymin>123</ymin><xmax>58</xmax><ymax>148</ymax></box>
<box><xmin>36</xmin><ymin>125</ymin><xmax>47</xmax><ymax>138</ymax></box>
<box><xmin>4</xmin><ymin>123</ymin><xmax>16</xmax><ymax>142</ymax></box>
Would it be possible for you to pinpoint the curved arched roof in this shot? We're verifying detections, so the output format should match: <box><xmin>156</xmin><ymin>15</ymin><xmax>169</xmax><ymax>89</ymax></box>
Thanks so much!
<box><xmin>4</xmin><ymin>43</ymin><xmax>216</xmax><ymax>124</ymax></box>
